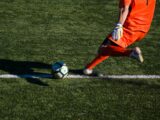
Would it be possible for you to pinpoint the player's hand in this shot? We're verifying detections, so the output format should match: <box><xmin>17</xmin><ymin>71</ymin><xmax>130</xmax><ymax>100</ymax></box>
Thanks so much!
<box><xmin>112</xmin><ymin>23</ymin><xmax>123</xmax><ymax>41</ymax></box>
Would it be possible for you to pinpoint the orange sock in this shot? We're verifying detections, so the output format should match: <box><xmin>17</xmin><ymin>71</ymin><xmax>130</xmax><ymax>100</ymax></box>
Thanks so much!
<box><xmin>86</xmin><ymin>45</ymin><xmax>132</xmax><ymax>70</ymax></box>
<box><xmin>86</xmin><ymin>55</ymin><xmax>109</xmax><ymax>70</ymax></box>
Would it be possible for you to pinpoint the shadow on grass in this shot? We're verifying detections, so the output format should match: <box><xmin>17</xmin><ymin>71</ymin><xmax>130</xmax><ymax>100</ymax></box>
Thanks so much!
<box><xmin>0</xmin><ymin>59</ymin><xmax>52</xmax><ymax>86</ymax></box>
<box><xmin>69</xmin><ymin>69</ymin><xmax>83</xmax><ymax>75</ymax></box>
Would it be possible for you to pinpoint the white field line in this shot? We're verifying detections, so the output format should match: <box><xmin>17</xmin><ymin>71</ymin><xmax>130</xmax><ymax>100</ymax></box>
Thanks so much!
<box><xmin>0</xmin><ymin>74</ymin><xmax>160</xmax><ymax>79</ymax></box>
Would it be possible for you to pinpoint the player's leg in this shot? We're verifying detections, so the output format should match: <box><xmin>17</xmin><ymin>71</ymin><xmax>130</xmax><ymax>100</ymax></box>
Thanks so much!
<box><xmin>99</xmin><ymin>43</ymin><xmax>132</xmax><ymax>56</ymax></box>
<box><xmin>83</xmin><ymin>30</ymin><xmax>146</xmax><ymax>75</ymax></box>
<box><xmin>83</xmin><ymin>39</ymin><xmax>110</xmax><ymax>75</ymax></box>
<box><xmin>99</xmin><ymin>43</ymin><xmax>144</xmax><ymax>62</ymax></box>
<box><xmin>83</xmin><ymin>38</ymin><xmax>132</xmax><ymax>75</ymax></box>
<box><xmin>83</xmin><ymin>44</ymin><xmax>143</xmax><ymax>75</ymax></box>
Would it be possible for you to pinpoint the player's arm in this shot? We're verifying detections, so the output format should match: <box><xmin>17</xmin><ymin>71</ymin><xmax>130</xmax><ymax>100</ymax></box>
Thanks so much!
<box><xmin>112</xmin><ymin>0</ymin><xmax>131</xmax><ymax>40</ymax></box>
<box><xmin>118</xmin><ymin>4</ymin><xmax>130</xmax><ymax>25</ymax></box>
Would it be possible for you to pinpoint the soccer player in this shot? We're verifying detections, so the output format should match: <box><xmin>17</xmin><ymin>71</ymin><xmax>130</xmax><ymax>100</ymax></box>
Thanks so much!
<box><xmin>83</xmin><ymin>0</ymin><xmax>156</xmax><ymax>75</ymax></box>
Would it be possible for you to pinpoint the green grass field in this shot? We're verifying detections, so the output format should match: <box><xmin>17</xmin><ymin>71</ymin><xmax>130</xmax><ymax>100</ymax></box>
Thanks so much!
<box><xmin>0</xmin><ymin>0</ymin><xmax>160</xmax><ymax>119</ymax></box>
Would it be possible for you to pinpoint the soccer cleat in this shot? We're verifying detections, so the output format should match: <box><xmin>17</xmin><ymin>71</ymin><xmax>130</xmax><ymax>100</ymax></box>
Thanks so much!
<box><xmin>130</xmin><ymin>47</ymin><xmax>144</xmax><ymax>63</ymax></box>
<box><xmin>83</xmin><ymin>68</ymin><xmax>103</xmax><ymax>77</ymax></box>
<box><xmin>83</xmin><ymin>69</ymin><xmax>93</xmax><ymax>75</ymax></box>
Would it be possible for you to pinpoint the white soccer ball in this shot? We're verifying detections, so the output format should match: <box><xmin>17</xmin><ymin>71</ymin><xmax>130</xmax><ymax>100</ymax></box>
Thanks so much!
<box><xmin>51</xmin><ymin>61</ymin><xmax>69</xmax><ymax>79</ymax></box>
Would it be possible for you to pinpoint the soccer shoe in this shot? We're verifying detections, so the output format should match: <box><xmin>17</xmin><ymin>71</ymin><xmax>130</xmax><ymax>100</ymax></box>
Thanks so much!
<box><xmin>83</xmin><ymin>69</ymin><xmax>93</xmax><ymax>75</ymax></box>
<box><xmin>83</xmin><ymin>68</ymin><xmax>103</xmax><ymax>77</ymax></box>
<box><xmin>130</xmin><ymin>47</ymin><xmax>144</xmax><ymax>63</ymax></box>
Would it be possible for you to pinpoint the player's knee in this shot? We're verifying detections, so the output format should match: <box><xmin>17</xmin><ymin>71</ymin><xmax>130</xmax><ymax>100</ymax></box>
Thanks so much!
<box><xmin>98</xmin><ymin>45</ymin><xmax>107</xmax><ymax>55</ymax></box>
<box><xmin>97</xmin><ymin>39</ymin><xmax>113</xmax><ymax>55</ymax></box>
<box><xmin>98</xmin><ymin>47</ymin><xmax>102</xmax><ymax>55</ymax></box>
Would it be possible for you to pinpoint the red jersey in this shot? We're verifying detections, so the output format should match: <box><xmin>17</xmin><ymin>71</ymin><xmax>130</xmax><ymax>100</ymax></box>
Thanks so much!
<box><xmin>120</xmin><ymin>0</ymin><xmax>156</xmax><ymax>32</ymax></box>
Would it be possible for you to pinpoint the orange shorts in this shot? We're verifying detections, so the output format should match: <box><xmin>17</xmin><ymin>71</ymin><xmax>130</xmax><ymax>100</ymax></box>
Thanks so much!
<box><xmin>107</xmin><ymin>28</ymin><xmax>147</xmax><ymax>48</ymax></box>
